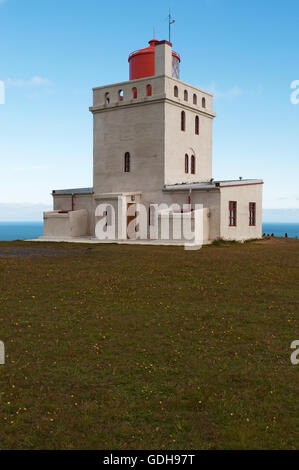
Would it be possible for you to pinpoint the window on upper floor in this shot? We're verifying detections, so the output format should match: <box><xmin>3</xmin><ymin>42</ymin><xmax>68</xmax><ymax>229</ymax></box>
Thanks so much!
<box><xmin>146</xmin><ymin>84</ymin><xmax>152</xmax><ymax>97</ymax></box>
<box><xmin>249</xmin><ymin>202</ymin><xmax>256</xmax><ymax>226</ymax></box>
<box><xmin>181</xmin><ymin>111</ymin><xmax>185</xmax><ymax>131</ymax></box>
<box><xmin>124</xmin><ymin>152</ymin><xmax>130</xmax><ymax>172</ymax></box>
<box><xmin>118</xmin><ymin>89</ymin><xmax>124</xmax><ymax>101</ymax></box>
<box><xmin>191</xmin><ymin>155</ymin><xmax>196</xmax><ymax>174</ymax></box>
<box><xmin>185</xmin><ymin>154</ymin><xmax>189</xmax><ymax>173</ymax></box>
<box><xmin>229</xmin><ymin>201</ymin><xmax>237</xmax><ymax>226</ymax></box>
<box><xmin>174</xmin><ymin>85</ymin><xmax>178</xmax><ymax>97</ymax></box>
<box><xmin>184</xmin><ymin>90</ymin><xmax>188</xmax><ymax>101</ymax></box>
<box><xmin>105</xmin><ymin>92</ymin><xmax>110</xmax><ymax>104</ymax></box>
<box><xmin>132</xmin><ymin>87</ymin><xmax>137</xmax><ymax>99</ymax></box>
<box><xmin>202</xmin><ymin>97</ymin><xmax>206</xmax><ymax>108</ymax></box>
<box><xmin>193</xmin><ymin>94</ymin><xmax>197</xmax><ymax>105</ymax></box>
<box><xmin>195</xmin><ymin>115</ymin><xmax>199</xmax><ymax>135</ymax></box>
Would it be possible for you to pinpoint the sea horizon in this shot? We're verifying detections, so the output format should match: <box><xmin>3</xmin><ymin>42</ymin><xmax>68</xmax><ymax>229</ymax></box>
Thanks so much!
<box><xmin>0</xmin><ymin>220</ymin><xmax>298</xmax><ymax>242</ymax></box>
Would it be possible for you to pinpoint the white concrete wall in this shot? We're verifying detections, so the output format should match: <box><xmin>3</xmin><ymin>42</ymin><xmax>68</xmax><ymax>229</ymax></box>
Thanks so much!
<box><xmin>161</xmin><ymin>189</ymin><xmax>220</xmax><ymax>241</ymax></box>
<box><xmin>92</xmin><ymin>101</ymin><xmax>165</xmax><ymax>195</ymax></box>
<box><xmin>219</xmin><ymin>184</ymin><xmax>263</xmax><ymax>241</ymax></box>
<box><xmin>164</xmin><ymin>76</ymin><xmax>214</xmax><ymax>114</ymax></box>
<box><xmin>53</xmin><ymin>194</ymin><xmax>95</xmax><ymax>235</ymax></box>
<box><xmin>164</xmin><ymin>100</ymin><xmax>213</xmax><ymax>185</ymax></box>
<box><xmin>91</xmin><ymin>74</ymin><xmax>215</xmax><ymax>196</ymax></box>
<box><xmin>69</xmin><ymin>210</ymin><xmax>89</xmax><ymax>237</ymax></box>
<box><xmin>92</xmin><ymin>76</ymin><xmax>165</xmax><ymax>108</ymax></box>
<box><xmin>43</xmin><ymin>210</ymin><xmax>88</xmax><ymax>238</ymax></box>
<box><xmin>44</xmin><ymin>211</ymin><xmax>70</xmax><ymax>237</ymax></box>
<box><xmin>155</xmin><ymin>41</ymin><xmax>172</xmax><ymax>77</ymax></box>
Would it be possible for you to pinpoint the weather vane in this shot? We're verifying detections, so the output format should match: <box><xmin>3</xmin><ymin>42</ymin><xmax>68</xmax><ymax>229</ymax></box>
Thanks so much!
<box><xmin>168</xmin><ymin>11</ymin><xmax>175</xmax><ymax>43</ymax></box>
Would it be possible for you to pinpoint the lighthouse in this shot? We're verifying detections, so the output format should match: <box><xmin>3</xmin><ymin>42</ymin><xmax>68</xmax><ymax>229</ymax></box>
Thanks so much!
<box><xmin>42</xmin><ymin>37</ymin><xmax>263</xmax><ymax>244</ymax></box>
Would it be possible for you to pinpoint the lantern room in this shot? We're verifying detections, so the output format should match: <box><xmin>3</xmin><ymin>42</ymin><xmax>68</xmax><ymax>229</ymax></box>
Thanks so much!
<box><xmin>128</xmin><ymin>39</ymin><xmax>180</xmax><ymax>80</ymax></box>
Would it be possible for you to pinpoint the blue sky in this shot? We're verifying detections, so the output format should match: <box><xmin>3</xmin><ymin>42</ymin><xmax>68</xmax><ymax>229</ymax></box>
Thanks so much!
<box><xmin>0</xmin><ymin>0</ymin><xmax>299</xmax><ymax>221</ymax></box>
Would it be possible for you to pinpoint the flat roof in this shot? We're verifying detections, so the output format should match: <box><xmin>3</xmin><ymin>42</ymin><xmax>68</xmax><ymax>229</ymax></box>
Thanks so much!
<box><xmin>52</xmin><ymin>187</ymin><xmax>93</xmax><ymax>195</ymax></box>
<box><xmin>164</xmin><ymin>179</ymin><xmax>263</xmax><ymax>191</ymax></box>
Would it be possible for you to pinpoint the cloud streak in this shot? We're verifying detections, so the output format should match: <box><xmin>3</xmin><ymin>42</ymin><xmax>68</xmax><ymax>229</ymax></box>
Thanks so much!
<box><xmin>5</xmin><ymin>76</ymin><xmax>52</xmax><ymax>87</ymax></box>
<box><xmin>205</xmin><ymin>82</ymin><xmax>243</xmax><ymax>100</ymax></box>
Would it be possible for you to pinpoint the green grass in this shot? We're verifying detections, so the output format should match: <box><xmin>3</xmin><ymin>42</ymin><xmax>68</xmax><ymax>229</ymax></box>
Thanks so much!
<box><xmin>0</xmin><ymin>238</ymin><xmax>298</xmax><ymax>449</ymax></box>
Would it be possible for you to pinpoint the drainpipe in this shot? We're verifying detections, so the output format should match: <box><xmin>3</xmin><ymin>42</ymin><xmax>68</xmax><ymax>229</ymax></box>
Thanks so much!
<box><xmin>71</xmin><ymin>194</ymin><xmax>74</xmax><ymax>211</ymax></box>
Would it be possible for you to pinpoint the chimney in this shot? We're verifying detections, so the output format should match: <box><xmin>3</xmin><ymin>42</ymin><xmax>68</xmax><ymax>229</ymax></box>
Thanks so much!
<box><xmin>155</xmin><ymin>40</ymin><xmax>172</xmax><ymax>77</ymax></box>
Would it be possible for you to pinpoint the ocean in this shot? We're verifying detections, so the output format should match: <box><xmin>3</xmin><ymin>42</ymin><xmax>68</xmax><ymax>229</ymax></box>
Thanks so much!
<box><xmin>262</xmin><ymin>222</ymin><xmax>299</xmax><ymax>239</ymax></box>
<box><xmin>0</xmin><ymin>222</ymin><xmax>44</xmax><ymax>241</ymax></box>
<box><xmin>0</xmin><ymin>221</ymin><xmax>298</xmax><ymax>242</ymax></box>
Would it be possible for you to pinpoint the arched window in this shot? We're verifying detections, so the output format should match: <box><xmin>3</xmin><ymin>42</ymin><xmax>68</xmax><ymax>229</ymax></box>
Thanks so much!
<box><xmin>132</xmin><ymin>87</ymin><xmax>137</xmax><ymax>99</ymax></box>
<box><xmin>146</xmin><ymin>84</ymin><xmax>152</xmax><ymax>97</ymax></box>
<box><xmin>202</xmin><ymin>97</ymin><xmax>206</xmax><ymax>108</ymax></box>
<box><xmin>181</xmin><ymin>111</ymin><xmax>185</xmax><ymax>131</ymax></box>
<box><xmin>195</xmin><ymin>116</ymin><xmax>199</xmax><ymax>135</ymax></box>
<box><xmin>105</xmin><ymin>92</ymin><xmax>110</xmax><ymax>104</ymax></box>
<box><xmin>118</xmin><ymin>89</ymin><xmax>124</xmax><ymax>101</ymax></box>
<box><xmin>124</xmin><ymin>152</ymin><xmax>130</xmax><ymax>172</ymax></box>
<box><xmin>193</xmin><ymin>94</ymin><xmax>197</xmax><ymax>105</ymax></box>
<box><xmin>174</xmin><ymin>86</ymin><xmax>178</xmax><ymax>97</ymax></box>
<box><xmin>185</xmin><ymin>154</ymin><xmax>189</xmax><ymax>174</ymax></box>
<box><xmin>191</xmin><ymin>155</ymin><xmax>195</xmax><ymax>174</ymax></box>
<box><xmin>184</xmin><ymin>90</ymin><xmax>188</xmax><ymax>101</ymax></box>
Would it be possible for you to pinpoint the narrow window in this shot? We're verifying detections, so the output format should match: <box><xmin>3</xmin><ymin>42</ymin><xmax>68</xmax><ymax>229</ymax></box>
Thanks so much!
<box><xmin>191</xmin><ymin>155</ymin><xmax>195</xmax><ymax>174</ymax></box>
<box><xmin>146</xmin><ymin>84</ymin><xmax>152</xmax><ymax>97</ymax></box>
<box><xmin>149</xmin><ymin>205</ymin><xmax>155</xmax><ymax>226</ymax></box>
<box><xmin>195</xmin><ymin>115</ymin><xmax>199</xmax><ymax>135</ymax></box>
<box><xmin>105</xmin><ymin>92</ymin><xmax>110</xmax><ymax>104</ymax></box>
<box><xmin>132</xmin><ymin>87</ymin><xmax>137</xmax><ymax>99</ymax></box>
<box><xmin>174</xmin><ymin>85</ymin><xmax>178</xmax><ymax>97</ymax></box>
<box><xmin>184</xmin><ymin>90</ymin><xmax>188</xmax><ymax>101</ymax></box>
<box><xmin>193</xmin><ymin>94</ymin><xmax>197</xmax><ymax>105</ymax></box>
<box><xmin>181</xmin><ymin>111</ymin><xmax>185</xmax><ymax>131</ymax></box>
<box><xmin>118</xmin><ymin>89</ymin><xmax>124</xmax><ymax>101</ymax></box>
<box><xmin>229</xmin><ymin>201</ymin><xmax>237</xmax><ymax>226</ymax></box>
<box><xmin>202</xmin><ymin>97</ymin><xmax>206</xmax><ymax>108</ymax></box>
<box><xmin>249</xmin><ymin>202</ymin><xmax>256</xmax><ymax>226</ymax></box>
<box><xmin>124</xmin><ymin>152</ymin><xmax>130</xmax><ymax>172</ymax></box>
<box><xmin>185</xmin><ymin>154</ymin><xmax>189</xmax><ymax>173</ymax></box>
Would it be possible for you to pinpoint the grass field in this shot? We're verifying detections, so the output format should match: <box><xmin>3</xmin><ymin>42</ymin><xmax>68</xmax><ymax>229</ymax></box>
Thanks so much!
<box><xmin>0</xmin><ymin>239</ymin><xmax>298</xmax><ymax>450</ymax></box>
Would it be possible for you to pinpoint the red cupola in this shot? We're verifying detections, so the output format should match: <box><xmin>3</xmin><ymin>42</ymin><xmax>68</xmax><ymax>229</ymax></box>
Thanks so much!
<box><xmin>128</xmin><ymin>39</ymin><xmax>180</xmax><ymax>80</ymax></box>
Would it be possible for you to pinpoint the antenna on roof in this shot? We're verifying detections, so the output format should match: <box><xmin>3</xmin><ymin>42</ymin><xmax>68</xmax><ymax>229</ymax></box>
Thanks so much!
<box><xmin>168</xmin><ymin>10</ymin><xmax>175</xmax><ymax>43</ymax></box>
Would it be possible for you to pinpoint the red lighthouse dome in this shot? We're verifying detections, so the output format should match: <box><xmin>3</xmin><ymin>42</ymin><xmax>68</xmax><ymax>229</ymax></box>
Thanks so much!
<box><xmin>128</xmin><ymin>39</ymin><xmax>180</xmax><ymax>80</ymax></box>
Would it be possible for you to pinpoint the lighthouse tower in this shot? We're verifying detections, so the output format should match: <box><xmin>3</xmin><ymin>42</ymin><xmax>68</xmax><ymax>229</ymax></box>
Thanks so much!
<box><xmin>90</xmin><ymin>38</ymin><xmax>215</xmax><ymax>200</ymax></box>
<box><xmin>44</xmin><ymin>37</ymin><xmax>263</xmax><ymax>244</ymax></box>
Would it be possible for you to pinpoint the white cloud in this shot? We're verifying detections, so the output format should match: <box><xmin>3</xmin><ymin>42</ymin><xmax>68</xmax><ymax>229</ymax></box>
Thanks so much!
<box><xmin>205</xmin><ymin>82</ymin><xmax>243</xmax><ymax>100</ymax></box>
<box><xmin>263</xmin><ymin>209</ymin><xmax>299</xmax><ymax>223</ymax></box>
<box><xmin>0</xmin><ymin>203</ymin><xmax>51</xmax><ymax>221</ymax></box>
<box><xmin>12</xmin><ymin>165</ymin><xmax>50</xmax><ymax>173</ymax></box>
<box><xmin>5</xmin><ymin>76</ymin><xmax>52</xmax><ymax>87</ymax></box>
